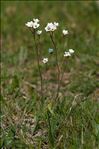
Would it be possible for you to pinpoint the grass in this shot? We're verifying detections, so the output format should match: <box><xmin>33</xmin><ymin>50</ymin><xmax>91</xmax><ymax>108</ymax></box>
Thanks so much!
<box><xmin>1</xmin><ymin>1</ymin><xmax>99</xmax><ymax>149</ymax></box>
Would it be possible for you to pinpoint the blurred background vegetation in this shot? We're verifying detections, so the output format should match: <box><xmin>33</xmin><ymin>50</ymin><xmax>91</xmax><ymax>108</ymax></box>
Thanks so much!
<box><xmin>1</xmin><ymin>1</ymin><xmax>99</xmax><ymax>148</ymax></box>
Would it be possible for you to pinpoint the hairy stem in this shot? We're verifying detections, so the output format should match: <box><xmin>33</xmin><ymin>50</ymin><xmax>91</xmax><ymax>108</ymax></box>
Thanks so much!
<box><xmin>50</xmin><ymin>33</ymin><xmax>60</xmax><ymax>100</ymax></box>
<box><xmin>60</xmin><ymin>37</ymin><xmax>68</xmax><ymax>85</ymax></box>
<box><xmin>33</xmin><ymin>33</ymin><xmax>43</xmax><ymax>99</ymax></box>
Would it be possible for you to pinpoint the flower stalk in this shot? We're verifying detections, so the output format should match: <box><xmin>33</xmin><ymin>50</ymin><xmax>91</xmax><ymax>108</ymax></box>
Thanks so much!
<box><xmin>50</xmin><ymin>33</ymin><xmax>60</xmax><ymax>100</ymax></box>
<box><xmin>33</xmin><ymin>33</ymin><xmax>43</xmax><ymax>99</ymax></box>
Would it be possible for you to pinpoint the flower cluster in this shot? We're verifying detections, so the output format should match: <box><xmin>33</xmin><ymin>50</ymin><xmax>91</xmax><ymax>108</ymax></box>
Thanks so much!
<box><xmin>62</xmin><ymin>29</ymin><xmax>69</xmax><ymax>35</ymax></box>
<box><xmin>45</xmin><ymin>22</ymin><xmax>59</xmax><ymax>32</ymax></box>
<box><xmin>42</xmin><ymin>58</ymin><xmax>48</xmax><ymax>64</ymax></box>
<box><xmin>36</xmin><ymin>30</ymin><xmax>42</xmax><ymax>35</ymax></box>
<box><xmin>25</xmin><ymin>18</ymin><xmax>40</xmax><ymax>29</ymax></box>
<box><xmin>25</xmin><ymin>18</ymin><xmax>75</xmax><ymax>64</ymax></box>
<box><xmin>64</xmin><ymin>49</ymin><xmax>74</xmax><ymax>57</ymax></box>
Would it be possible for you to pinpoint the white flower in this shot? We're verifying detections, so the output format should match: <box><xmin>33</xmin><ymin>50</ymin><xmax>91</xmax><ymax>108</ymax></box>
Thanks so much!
<box><xmin>45</xmin><ymin>22</ymin><xmax>58</xmax><ymax>32</ymax></box>
<box><xmin>45</xmin><ymin>26</ymin><xmax>50</xmax><ymax>32</ymax></box>
<box><xmin>64</xmin><ymin>51</ymin><xmax>71</xmax><ymax>57</ymax></box>
<box><xmin>25</xmin><ymin>21</ymin><xmax>34</xmax><ymax>28</ymax></box>
<box><xmin>69</xmin><ymin>49</ymin><xmax>74</xmax><ymax>54</ymax></box>
<box><xmin>36</xmin><ymin>30</ymin><xmax>42</xmax><ymax>35</ymax></box>
<box><xmin>45</xmin><ymin>23</ymin><xmax>54</xmax><ymax>32</ymax></box>
<box><xmin>62</xmin><ymin>29</ymin><xmax>69</xmax><ymax>35</ymax></box>
<box><xmin>32</xmin><ymin>22</ymin><xmax>40</xmax><ymax>29</ymax></box>
<box><xmin>25</xmin><ymin>19</ymin><xmax>40</xmax><ymax>29</ymax></box>
<box><xmin>54</xmin><ymin>22</ymin><xmax>59</xmax><ymax>27</ymax></box>
<box><xmin>42</xmin><ymin>58</ymin><xmax>48</xmax><ymax>64</ymax></box>
<box><xmin>33</xmin><ymin>18</ymin><xmax>39</xmax><ymax>23</ymax></box>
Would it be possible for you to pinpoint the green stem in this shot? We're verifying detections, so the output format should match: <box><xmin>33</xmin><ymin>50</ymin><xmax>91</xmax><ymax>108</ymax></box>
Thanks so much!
<box><xmin>47</xmin><ymin>110</ymin><xmax>54</xmax><ymax>148</ymax></box>
<box><xmin>33</xmin><ymin>33</ymin><xmax>43</xmax><ymax>100</ymax></box>
<box><xmin>50</xmin><ymin>33</ymin><xmax>60</xmax><ymax>101</ymax></box>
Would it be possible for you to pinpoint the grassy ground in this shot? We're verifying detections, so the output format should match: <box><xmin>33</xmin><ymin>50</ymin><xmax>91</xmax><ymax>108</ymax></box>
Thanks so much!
<box><xmin>1</xmin><ymin>1</ymin><xmax>99</xmax><ymax>149</ymax></box>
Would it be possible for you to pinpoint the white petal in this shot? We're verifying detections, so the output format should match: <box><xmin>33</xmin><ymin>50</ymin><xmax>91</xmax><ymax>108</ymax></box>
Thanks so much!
<box><xmin>33</xmin><ymin>18</ymin><xmax>39</xmax><ymax>23</ymax></box>
<box><xmin>64</xmin><ymin>52</ymin><xmax>71</xmax><ymax>57</ymax></box>
<box><xmin>37</xmin><ymin>30</ymin><xmax>42</xmax><ymax>35</ymax></box>
<box><xmin>54</xmin><ymin>22</ymin><xmax>59</xmax><ymax>27</ymax></box>
<box><xmin>69</xmin><ymin>49</ymin><xmax>74</xmax><ymax>54</ymax></box>
<box><xmin>63</xmin><ymin>30</ymin><xmax>69</xmax><ymax>35</ymax></box>
<box><xmin>25</xmin><ymin>21</ymin><xmax>34</xmax><ymax>27</ymax></box>
<box><xmin>43</xmin><ymin>58</ymin><xmax>48</xmax><ymax>63</ymax></box>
